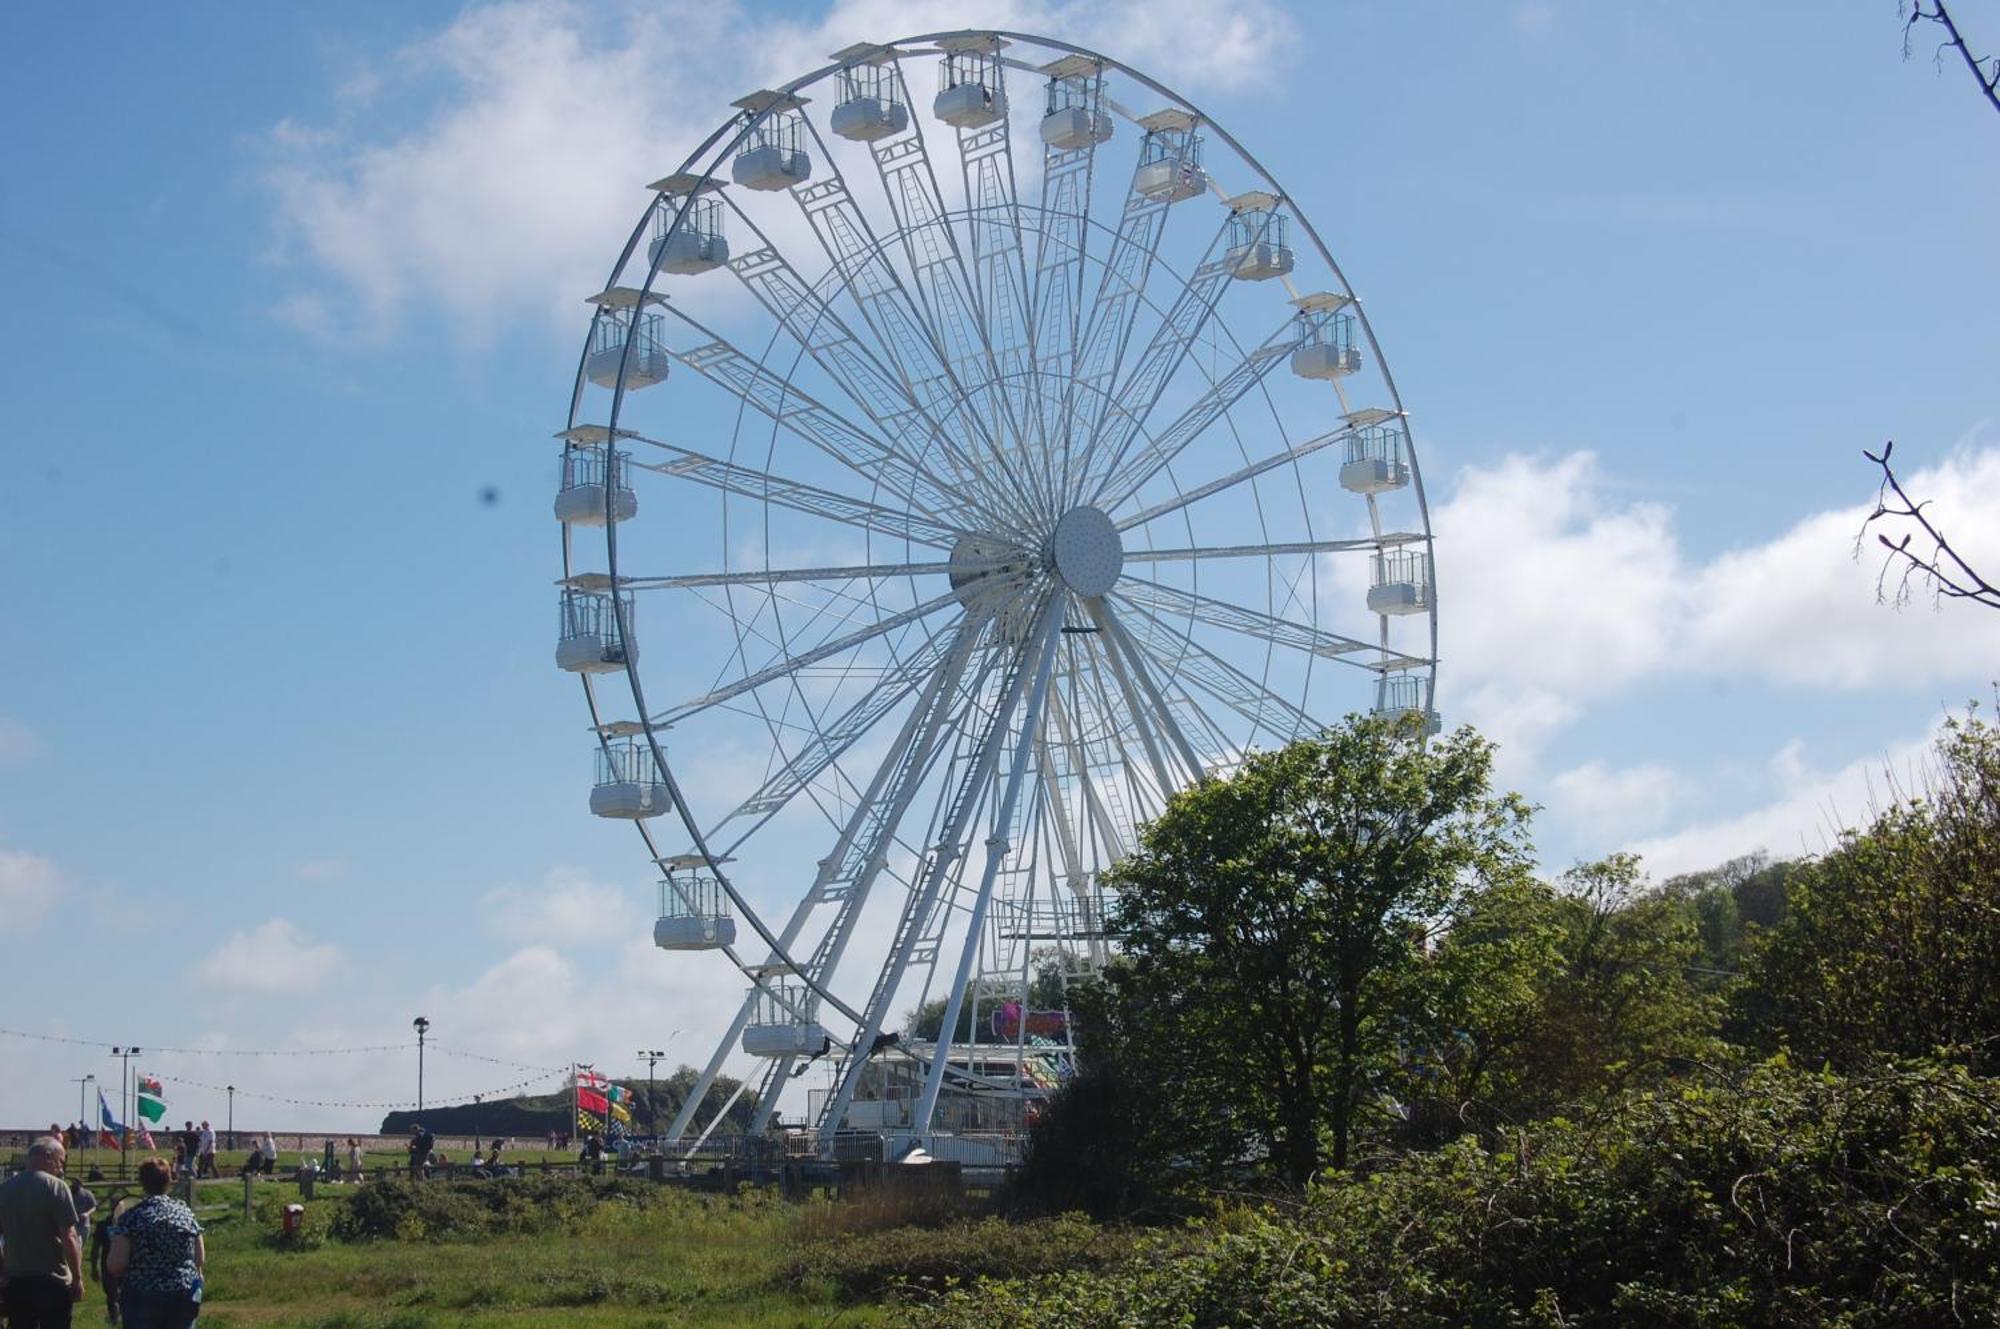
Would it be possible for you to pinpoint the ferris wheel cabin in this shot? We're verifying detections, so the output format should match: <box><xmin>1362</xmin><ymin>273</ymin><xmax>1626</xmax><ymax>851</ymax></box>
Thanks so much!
<box><xmin>1340</xmin><ymin>410</ymin><xmax>1412</xmax><ymax>495</ymax></box>
<box><xmin>590</xmin><ymin>729</ymin><xmax>673</xmax><ymax>819</ymax></box>
<box><xmin>829</xmin><ymin>44</ymin><xmax>909</xmax><ymax>142</ymax></box>
<box><xmin>1291</xmin><ymin>292</ymin><xmax>1363</xmax><ymax>380</ymax></box>
<box><xmin>646</xmin><ymin>176</ymin><xmax>729</xmax><ymax>275</ymax></box>
<box><xmin>654</xmin><ymin>859</ymin><xmax>736</xmax><ymax>950</ymax></box>
<box><xmin>553</xmin><ymin>428</ymin><xmax>637</xmax><ymax>526</ymax></box>
<box><xmin>1374</xmin><ymin>673</ymin><xmax>1443</xmax><ymax>736</ymax></box>
<box><xmin>556</xmin><ymin>583</ymin><xmax>636</xmax><ymax>674</ymax></box>
<box><xmin>934</xmin><ymin>36</ymin><xmax>1007</xmax><ymax>129</ymax></box>
<box><xmin>1368</xmin><ymin>548</ymin><xmax>1433</xmax><ymax>617</ymax></box>
<box><xmin>583</xmin><ymin>289</ymin><xmax>670</xmax><ymax>391</ymax></box>
<box><xmin>1223</xmin><ymin>192</ymin><xmax>1294</xmax><ymax>281</ymax></box>
<box><xmin>1040</xmin><ymin>55</ymin><xmax>1112</xmax><ymax>149</ymax></box>
<box><xmin>742</xmin><ymin>981</ymin><xmax>829</xmax><ymax>1058</ymax></box>
<box><xmin>731</xmin><ymin>92</ymin><xmax>812</xmax><ymax>191</ymax></box>
<box><xmin>1133</xmin><ymin>109</ymin><xmax>1207</xmax><ymax>202</ymax></box>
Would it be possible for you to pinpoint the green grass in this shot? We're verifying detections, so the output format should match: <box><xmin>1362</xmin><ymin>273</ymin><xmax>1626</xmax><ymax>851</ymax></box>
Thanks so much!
<box><xmin>69</xmin><ymin>1178</ymin><xmax>894</xmax><ymax>1329</ymax></box>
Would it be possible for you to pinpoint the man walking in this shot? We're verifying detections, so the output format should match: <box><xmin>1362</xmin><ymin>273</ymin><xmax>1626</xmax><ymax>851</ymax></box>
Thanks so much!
<box><xmin>0</xmin><ymin>1136</ymin><xmax>84</xmax><ymax>1327</ymax></box>
<box><xmin>406</xmin><ymin>1123</ymin><xmax>434</xmax><ymax>1179</ymax></box>
<box><xmin>196</xmin><ymin>1121</ymin><xmax>216</xmax><ymax>1179</ymax></box>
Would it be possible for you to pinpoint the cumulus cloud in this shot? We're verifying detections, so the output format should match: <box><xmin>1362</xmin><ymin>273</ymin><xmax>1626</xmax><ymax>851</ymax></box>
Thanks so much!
<box><xmin>482</xmin><ymin>867</ymin><xmax>637</xmax><ymax>945</ymax></box>
<box><xmin>1628</xmin><ymin>727</ymin><xmax>1942</xmax><ymax>879</ymax></box>
<box><xmin>1548</xmin><ymin>759</ymin><xmax>1684</xmax><ymax>839</ymax></box>
<box><xmin>1437</xmin><ymin>444</ymin><xmax>2000</xmax><ymax>764</ymax></box>
<box><xmin>194</xmin><ymin>919</ymin><xmax>345</xmax><ymax>992</ymax></box>
<box><xmin>0</xmin><ymin>847</ymin><xmax>61</xmax><ymax>928</ymax></box>
<box><xmin>263</xmin><ymin>0</ymin><xmax>1294</xmax><ymax>339</ymax></box>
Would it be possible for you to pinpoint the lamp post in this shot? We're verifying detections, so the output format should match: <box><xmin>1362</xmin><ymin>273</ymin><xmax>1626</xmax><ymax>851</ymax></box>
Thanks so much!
<box><xmin>412</xmin><ymin>1016</ymin><xmax>430</xmax><ymax>1114</ymax></box>
<box><xmin>73</xmin><ymin>1075</ymin><xmax>94</xmax><ymax>1152</ymax></box>
<box><xmin>226</xmin><ymin>1086</ymin><xmax>235</xmax><ymax>1150</ymax></box>
<box><xmin>473</xmin><ymin>1094</ymin><xmax>483</xmax><ymax>1154</ymax></box>
<box><xmin>111</xmin><ymin>1047</ymin><xmax>142</xmax><ymax>1177</ymax></box>
<box><xmin>637</xmin><ymin>1048</ymin><xmax>667</xmax><ymax>1146</ymax></box>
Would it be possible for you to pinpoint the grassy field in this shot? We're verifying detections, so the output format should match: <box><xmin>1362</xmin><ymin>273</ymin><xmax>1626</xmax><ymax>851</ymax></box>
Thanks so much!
<box><xmin>69</xmin><ymin>1176</ymin><xmax>896</xmax><ymax>1329</ymax></box>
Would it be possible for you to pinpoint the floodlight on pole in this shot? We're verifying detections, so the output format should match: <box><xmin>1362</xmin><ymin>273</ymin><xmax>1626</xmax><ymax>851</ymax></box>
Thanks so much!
<box><xmin>412</xmin><ymin>1017</ymin><xmax>431</xmax><ymax>1114</ymax></box>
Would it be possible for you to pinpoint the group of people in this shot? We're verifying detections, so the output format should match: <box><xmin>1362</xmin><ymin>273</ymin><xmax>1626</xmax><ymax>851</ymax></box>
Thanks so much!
<box><xmin>403</xmin><ymin>1124</ymin><xmax>510</xmax><ymax>1179</ymax></box>
<box><xmin>0</xmin><ymin>1135</ymin><xmax>203</xmax><ymax>1329</ymax></box>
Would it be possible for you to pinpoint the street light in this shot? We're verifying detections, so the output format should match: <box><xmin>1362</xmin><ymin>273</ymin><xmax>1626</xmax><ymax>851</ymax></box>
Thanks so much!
<box><xmin>110</xmin><ymin>1047</ymin><xmax>142</xmax><ymax>1177</ymax></box>
<box><xmin>226</xmin><ymin>1086</ymin><xmax>235</xmax><ymax>1150</ymax></box>
<box><xmin>473</xmin><ymin>1094</ymin><xmax>483</xmax><ymax>1154</ymax></box>
<box><xmin>412</xmin><ymin>1017</ymin><xmax>431</xmax><ymax>1114</ymax></box>
<box><xmin>72</xmin><ymin>1075</ymin><xmax>95</xmax><ymax>1152</ymax></box>
<box><xmin>636</xmin><ymin>1048</ymin><xmax>669</xmax><ymax>1146</ymax></box>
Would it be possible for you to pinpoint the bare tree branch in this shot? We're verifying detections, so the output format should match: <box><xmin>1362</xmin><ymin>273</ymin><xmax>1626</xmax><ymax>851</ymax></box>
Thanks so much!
<box><xmin>1904</xmin><ymin>1</ymin><xmax>2000</xmax><ymax>116</ymax></box>
<box><xmin>1858</xmin><ymin>440</ymin><xmax>2000</xmax><ymax>610</ymax></box>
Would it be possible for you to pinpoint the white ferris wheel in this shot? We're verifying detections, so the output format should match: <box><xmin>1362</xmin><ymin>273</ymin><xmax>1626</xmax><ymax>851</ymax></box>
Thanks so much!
<box><xmin>555</xmin><ymin>30</ymin><xmax>1439</xmax><ymax>1156</ymax></box>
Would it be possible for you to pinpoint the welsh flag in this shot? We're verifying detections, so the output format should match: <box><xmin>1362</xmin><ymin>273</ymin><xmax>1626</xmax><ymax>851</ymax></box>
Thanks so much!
<box><xmin>136</xmin><ymin>1074</ymin><xmax>167</xmax><ymax>1125</ymax></box>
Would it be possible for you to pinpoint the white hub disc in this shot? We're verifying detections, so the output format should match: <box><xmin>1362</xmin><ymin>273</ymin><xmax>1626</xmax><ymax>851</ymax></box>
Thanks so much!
<box><xmin>1050</xmin><ymin>506</ymin><xmax>1123</xmax><ymax>598</ymax></box>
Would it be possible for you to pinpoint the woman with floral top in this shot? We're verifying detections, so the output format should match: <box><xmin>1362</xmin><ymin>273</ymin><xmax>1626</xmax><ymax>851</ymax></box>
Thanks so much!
<box><xmin>106</xmin><ymin>1158</ymin><xmax>204</xmax><ymax>1329</ymax></box>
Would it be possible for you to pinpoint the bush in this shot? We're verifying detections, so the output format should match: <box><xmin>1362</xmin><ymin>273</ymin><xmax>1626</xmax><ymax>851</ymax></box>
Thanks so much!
<box><xmin>903</xmin><ymin>1058</ymin><xmax>2000</xmax><ymax>1328</ymax></box>
<box><xmin>330</xmin><ymin>1175</ymin><xmax>661</xmax><ymax>1242</ymax></box>
<box><xmin>787</xmin><ymin>1213</ymin><xmax>1134</xmax><ymax>1302</ymax></box>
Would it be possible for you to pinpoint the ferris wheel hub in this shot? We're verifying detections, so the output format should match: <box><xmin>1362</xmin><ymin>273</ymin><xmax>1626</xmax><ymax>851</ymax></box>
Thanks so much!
<box><xmin>1049</xmin><ymin>506</ymin><xmax>1123</xmax><ymax>598</ymax></box>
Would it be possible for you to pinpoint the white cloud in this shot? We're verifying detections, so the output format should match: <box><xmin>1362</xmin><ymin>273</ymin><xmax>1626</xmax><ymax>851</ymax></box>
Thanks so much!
<box><xmin>263</xmin><ymin>0</ymin><xmax>1294</xmax><ymax>339</ymax></box>
<box><xmin>1548</xmin><ymin>759</ymin><xmax>1684</xmax><ymax>838</ymax></box>
<box><xmin>1628</xmin><ymin>727</ymin><xmax>1940</xmax><ymax>879</ymax></box>
<box><xmin>1438</xmin><ymin>445</ymin><xmax>2000</xmax><ymax>765</ymax></box>
<box><xmin>194</xmin><ymin>919</ymin><xmax>345</xmax><ymax>993</ymax></box>
<box><xmin>297</xmin><ymin>858</ymin><xmax>346</xmax><ymax>882</ymax></box>
<box><xmin>482</xmin><ymin>867</ymin><xmax>637</xmax><ymax>945</ymax></box>
<box><xmin>0</xmin><ymin>718</ymin><xmax>41</xmax><ymax>767</ymax></box>
<box><xmin>0</xmin><ymin>847</ymin><xmax>61</xmax><ymax>928</ymax></box>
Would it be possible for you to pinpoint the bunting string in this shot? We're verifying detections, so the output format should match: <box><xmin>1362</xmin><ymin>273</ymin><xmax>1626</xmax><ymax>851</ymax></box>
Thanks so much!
<box><xmin>154</xmin><ymin>1067</ymin><xmax>569</xmax><ymax>1112</ymax></box>
<box><xmin>0</xmin><ymin>1027</ymin><xmax>568</xmax><ymax>1074</ymax></box>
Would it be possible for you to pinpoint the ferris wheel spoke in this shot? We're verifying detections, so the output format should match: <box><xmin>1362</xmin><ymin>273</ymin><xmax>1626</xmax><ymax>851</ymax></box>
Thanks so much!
<box><xmin>620</xmin><ymin>432</ymin><xmax>969</xmax><ymax>549</ymax></box>
<box><xmin>1091</xmin><ymin>313</ymin><xmax>1306</xmax><ymax>512</ymax></box>
<box><xmin>866</xmin><ymin>71</ymin><xmax>1056</xmax><ymax>525</ymax></box>
<box><xmin>1073</xmin><ymin>210</ymin><xmax>1251</xmax><ymax>504</ymax></box>
<box><xmin>1113</xmin><ymin>576</ymin><xmax>1388</xmax><ymax>671</ymax></box>
<box><xmin>720</xmin><ymin>232</ymin><xmax>995</xmax><ymax>516</ymax></box>
<box><xmin>1121</xmin><ymin>533</ymin><xmax>1423</xmax><ymax>564</ymax></box>
<box><xmin>1114</xmin><ymin>422</ymin><xmax>1355</xmax><ymax>532</ymax></box>
<box><xmin>647</xmin><ymin>585</ymin><xmax>974</xmax><ymax>729</ymax></box>
<box><xmin>956</xmin><ymin>115</ymin><xmax>1054</xmax><ymax>509</ymax></box>
<box><xmin>1059</xmin><ymin>169</ymin><xmax>1176</xmax><ymax>470</ymax></box>
<box><xmin>1047</xmin><ymin>673</ymin><xmax>1133</xmax><ymax>865</ymax></box>
<box><xmin>609</xmin><ymin>560</ymin><xmax>966</xmax><ymax>592</ymax></box>
<box><xmin>654</xmin><ymin>308</ymin><xmax>973</xmax><ymax>525</ymax></box>
<box><xmin>783</xmin><ymin>162</ymin><xmax>1042</xmax><ymax>538</ymax></box>
<box><xmin>1086</xmin><ymin>599</ymin><xmax>1207</xmax><ymax>784</ymax></box>
<box><xmin>1113</xmin><ymin>597</ymin><xmax>1319</xmax><ymax>745</ymax></box>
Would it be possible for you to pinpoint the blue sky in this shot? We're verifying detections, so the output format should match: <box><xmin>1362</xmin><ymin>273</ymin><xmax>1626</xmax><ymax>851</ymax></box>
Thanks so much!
<box><xmin>2</xmin><ymin>0</ymin><xmax>1996</xmax><ymax>1131</ymax></box>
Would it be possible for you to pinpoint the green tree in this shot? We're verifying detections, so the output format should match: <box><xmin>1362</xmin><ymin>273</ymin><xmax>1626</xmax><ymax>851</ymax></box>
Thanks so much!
<box><xmin>1099</xmin><ymin>715</ymin><xmax>1532</xmax><ymax>1185</ymax></box>
<box><xmin>1738</xmin><ymin>705</ymin><xmax>2000</xmax><ymax>1069</ymax></box>
<box><xmin>1389</xmin><ymin>856</ymin><xmax>1720</xmax><ymax>1139</ymax></box>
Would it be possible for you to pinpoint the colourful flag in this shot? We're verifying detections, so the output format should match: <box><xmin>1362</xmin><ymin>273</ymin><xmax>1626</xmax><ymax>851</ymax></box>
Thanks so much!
<box><xmin>97</xmin><ymin>1089</ymin><xmax>122</xmax><ymax>1149</ymax></box>
<box><xmin>577</xmin><ymin>1088</ymin><xmax>609</xmax><ymax>1114</ymax></box>
<box><xmin>609</xmin><ymin>1098</ymin><xmax>632</xmax><ymax>1124</ymax></box>
<box><xmin>136</xmin><ymin>1074</ymin><xmax>166</xmax><ymax>1124</ymax></box>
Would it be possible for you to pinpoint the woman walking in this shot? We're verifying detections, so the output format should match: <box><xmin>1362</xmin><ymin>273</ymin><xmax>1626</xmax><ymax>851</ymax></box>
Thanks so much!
<box><xmin>107</xmin><ymin>1157</ymin><xmax>204</xmax><ymax>1329</ymax></box>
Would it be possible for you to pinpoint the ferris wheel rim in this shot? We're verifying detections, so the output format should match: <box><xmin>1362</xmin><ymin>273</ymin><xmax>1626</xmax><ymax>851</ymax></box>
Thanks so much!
<box><xmin>558</xmin><ymin>28</ymin><xmax>1440</xmax><ymax>1141</ymax></box>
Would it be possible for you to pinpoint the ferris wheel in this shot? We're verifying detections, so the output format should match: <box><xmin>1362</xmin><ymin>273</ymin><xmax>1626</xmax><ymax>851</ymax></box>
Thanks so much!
<box><xmin>555</xmin><ymin>30</ymin><xmax>1438</xmax><ymax>1155</ymax></box>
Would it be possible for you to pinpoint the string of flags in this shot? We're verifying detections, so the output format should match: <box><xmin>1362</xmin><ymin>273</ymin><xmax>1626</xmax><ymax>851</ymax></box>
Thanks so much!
<box><xmin>156</xmin><ymin>1066</ymin><xmax>570</xmax><ymax>1112</ymax></box>
<box><xmin>3</xmin><ymin>1026</ymin><xmax>570</xmax><ymax>1078</ymax></box>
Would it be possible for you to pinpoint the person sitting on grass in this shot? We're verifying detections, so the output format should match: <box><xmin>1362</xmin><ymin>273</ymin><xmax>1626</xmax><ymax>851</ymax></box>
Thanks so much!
<box><xmin>107</xmin><ymin>1158</ymin><xmax>204</xmax><ymax>1329</ymax></box>
<box><xmin>242</xmin><ymin>1136</ymin><xmax>263</xmax><ymax>1178</ymax></box>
